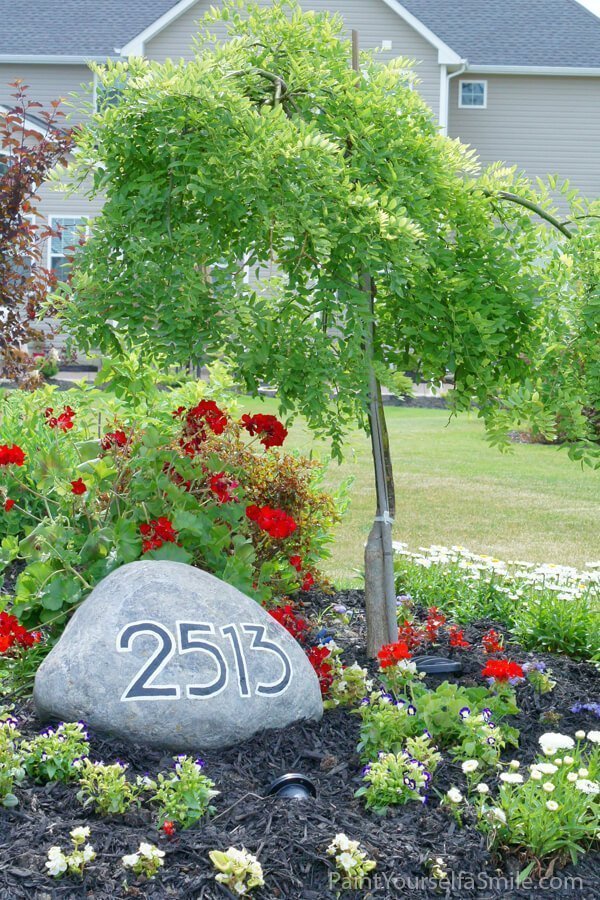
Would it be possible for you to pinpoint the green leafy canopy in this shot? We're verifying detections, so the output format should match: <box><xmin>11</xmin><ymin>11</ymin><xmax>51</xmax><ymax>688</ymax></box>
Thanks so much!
<box><xmin>57</xmin><ymin>0</ymin><xmax>598</xmax><ymax>461</ymax></box>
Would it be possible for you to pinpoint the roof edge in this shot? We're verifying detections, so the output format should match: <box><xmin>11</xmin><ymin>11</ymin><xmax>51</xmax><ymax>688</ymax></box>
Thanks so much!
<box><xmin>380</xmin><ymin>0</ymin><xmax>463</xmax><ymax>64</ymax></box>
<box><xmin>120</xmin><ymin>0</ymin><xmax>199</xmax><ymax>56</ymax></box>
<box><xmin>0</xmin><ymin>54</ymin><xmax>118</xmax><ymax>65</ymax></box>
<box><xmin>462</xmin><ymin>64</ymin><xmax>600</xmax><ymax>76</ymax></box>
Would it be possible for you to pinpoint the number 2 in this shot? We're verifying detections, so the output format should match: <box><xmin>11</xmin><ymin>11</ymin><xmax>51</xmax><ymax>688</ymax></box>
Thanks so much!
<box><xmin>117</xmin><ymin>621</ymin><xmax>180</xmax><ymax>702</ymax></box>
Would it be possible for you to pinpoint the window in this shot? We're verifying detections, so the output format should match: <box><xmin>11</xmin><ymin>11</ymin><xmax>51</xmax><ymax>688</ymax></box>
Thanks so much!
<box><xmin>459</xmin><ymin>80</ymin><xmax>487</xmax><ymax>109</ymax></box>
<box><xmin>48</xmin><ymin>217</ymin><xmax>88</xmax><ymax>279</ymax></box>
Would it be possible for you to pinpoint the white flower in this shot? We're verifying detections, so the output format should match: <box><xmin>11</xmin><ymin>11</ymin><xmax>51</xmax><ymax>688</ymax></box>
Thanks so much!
<box><xmin>476</xmin><ymin>783</ymin><xmax>489</xmax><ymax>794</ymax></box>
<box><xmin>587</xmin><ymin>731</ymin><xmax>600</xmax><ymax>744</ymax></box>
<box><xmin>567</xmin><ymin>772</ymin><xmax>578</xmax><ymax>782</ymax></box>
<box><xmin>446</xmin><ymin>788</ymin><xmax>463</xmax><ymax>804</ymax></box>
<box><xmin>70</xmin><ymin>826</ymin><xmax>90</xmax><ymax>842</ymax></box>
<box><xmin>508</xmin><ymin>760</ymin><xmax>520</xmax><ymax>770</ymax></box>
<box><xmin>575</xmin><ymin>730</ymin><xmax>585</xmax><ymax>739</ymax></box>
<box><xmin>543</xmin><ymin>782</ymin><xmax>555</xmax><ymax>793</ymax></box>
<box><xmin>578</xmin><ymin>768</ymin><xmax>589</xmax><ymax>778</ymax></box>
<box><xmin>82</xmin><ymin>845</ymin><xmax>96</xmax><ymax>863</ymax></box>
<box><xmin>538</xmin><ymin>733</ymin><xmax>575</xmax><ymax>755</ymax></box>
<box><xmin>337</xmin><ymin>852</ymin><xmax>355</xmax><ymax>871</ymax></box>
<box><xmin>139</xmin><ymin>842</ymin><xmax>164</xmax><ymax>860</ymax></box>
<box><xmin>488</xmin><ymin>807</ymin><xmax>507</xmax><ymax>825</ymax></box>
<box><xmin>461</xmin><ymin>760</ymin><xmax>479</xmax><ymax>774</ymax></box>
<box><xmin>529</xmin><ymin>769</ymin><xmax>542</xmax><ymax>781</ymax></box>
<box><xmin>500</xmin><ymin>773</ymin><xmax>523</xmax><ymax>784</ymax></box>
<box><xmin>564</xmin><ymin>756</ymin><xmax>574</xmax><ymax>765</ymax></box>
<box><xmin>45</xmin><ymin>848</ymin><xmax>67</xmax><ymax>877</ymax></box>
<box><xmin>575</xmin><ymin>779</ymin><xmax>600</xmax><ymax>795</ymax></box>
<box><xmin>546</xmin><ymin>800</ymin><xmax>559</xmax><ymax>811</ymax></box>
<box><xmin>535</xmin><ymin>763</ymin><xmax>558</xmax><ymax>775</ymax></box>
<box><xmin>122</xmin><ymin>853</ymin><xmax>139</xmax><ymax>868</ymax></box>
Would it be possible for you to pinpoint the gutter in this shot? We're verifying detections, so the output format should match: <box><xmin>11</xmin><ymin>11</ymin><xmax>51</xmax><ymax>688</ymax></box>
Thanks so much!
<box><xmin>0</xmin><ymin>54</ymin><xmax>120</xmax><ymax>65</ymax></box>
<box><xmin>439</xmin><ymin>59</ymin><xmax>468</xmax><ymax>136</ymax></box>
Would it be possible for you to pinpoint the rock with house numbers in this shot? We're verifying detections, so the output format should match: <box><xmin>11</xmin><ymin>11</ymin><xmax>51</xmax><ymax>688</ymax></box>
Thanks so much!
<box><xmin>33</xmin><ymin>561</ymin><xmax>323</xmax><ymax>751</ymax></box>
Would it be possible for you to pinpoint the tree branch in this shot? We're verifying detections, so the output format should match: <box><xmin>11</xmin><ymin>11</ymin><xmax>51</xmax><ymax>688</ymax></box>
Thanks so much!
<box><xmin>484</xmin><ymin>190</ymin><xmax>573</xmax><ymax>239</ymax></box>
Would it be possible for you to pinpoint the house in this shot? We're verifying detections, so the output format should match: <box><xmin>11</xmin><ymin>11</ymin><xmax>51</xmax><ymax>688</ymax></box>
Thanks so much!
<box><xmin>1</xmin><ymin>0</ymin><xmax>600</xmax><ymax>284</ymax></box>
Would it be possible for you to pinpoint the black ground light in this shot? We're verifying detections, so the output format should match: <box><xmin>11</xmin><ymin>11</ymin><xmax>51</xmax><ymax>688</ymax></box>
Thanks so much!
<box><xmin>413</xmin><ymin>655</ymin><xmax>463</xmax><ymax>675</ymax></box>
<box><xmin>266</xmin><ymin>773</ymin><xmax>317</xmax><ymax>800</ymax></box>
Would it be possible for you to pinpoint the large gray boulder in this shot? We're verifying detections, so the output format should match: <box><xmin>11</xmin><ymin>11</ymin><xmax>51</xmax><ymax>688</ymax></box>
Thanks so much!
<box><xmin>34</xmin><ymin>561</ymin><xmax>322</xmax><ymax>751</ymax></box>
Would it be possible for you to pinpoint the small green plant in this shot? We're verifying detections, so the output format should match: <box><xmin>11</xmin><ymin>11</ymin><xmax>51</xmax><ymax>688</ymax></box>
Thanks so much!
<box><xmin>22</xmin><ymin>722</ymin><xmax>89</xmax><ymax>783</ymax></box>
<box><xmin>323</xmin><ymin>646</ymin><xmax>373</xmax><ymax>710</ymax></box>
<box><xmin>356</xmin><ymin>747</ymin><xmax>437</xmax><ymax>814</ymax></box>
<box><xmin>122</xmin><ymin>842</ymin><xmax>165</xmax><ymax>879</ymax></box>
<box><xmin>209</xmin><ymin>846</ymin><xmax>265</xmax><ymax>896</ymax></box>
<box><xmin>0</xmin><ymin>714</ymin><xmax>25</xmax><ymax>807</ymax></box>
<box><xmin>45</xmin><ymin>827</ymin><xmax>96</xmax><ymax>878</ymax></box>
<box><xmin>150</xmin><ymin>756</ymin><xmax>218</xmax><ymax>829</ymax></box>
<box><xmin>523</xmin><ymin>661</ymin><xmax>556</xmax><ymax>695</ymax></box>
<box><xmin>75</xmin><ymin>759</ymin><xmax>142</xmax><ymax>815</ymax></box>
<box><xmin>326</xmin><ymin>833</ymin><xmax>377</xmax><ymax>889</ymax></box>
<box><xmin>477</xmin><ymin>734</ymin><xmax>599</xmax><ymax>871</ymax></box>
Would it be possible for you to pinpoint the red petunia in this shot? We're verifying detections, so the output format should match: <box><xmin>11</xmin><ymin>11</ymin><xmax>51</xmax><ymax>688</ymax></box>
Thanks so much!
<box><xmin>377</xmin><ymin>640</ymin><xmax>412</xmax><ymax>669</ymax></box>
<box><xmin>481</xmin><ymin>659</ymin><xmax>524</xmax><ymax>683</ymax></box>
<box><xmin>269</xmin><ymin>604</ymin><xmax>309</xmax><ymax>642</ymax></box>
<box><xmin>448</xmin><ymin>625</ymin><xmax>471</xmax><ymax>649</ymax></box>
<box><xmin>245</xmin><ymin>504</ymin><xmax>297</xmax><ymax>540</ymax></box>
<box><xmin>482</xmin><ymin>629</ymin><xmax>504</xmax><ymax>654</ymax></box>
<box><xmin>0</xmin><ymin>444</ymin><xmax>25</xmax><ymax>466</ymax></box>
<box><xmin>306</xmin><ymin>645</ymin><xmax>333</xmax><ymax>696</ymax></box>
<box><xmin>209</xmin><ymin>472</ymin><xmax>239</xmax><ymax>504</ymax></box>
<box><xmin>140</xmin><ymin>517</ymin><xmax>179</xmax><ymax>553</ymax></box>
<box><xmin>70</xmin><ymin>478</ymin><xmax>87</xmax><ymax>495</ymax></box>
<box><xmin>3</xmin><ymin>499</ymin><xmax>15</xmax><ymax>512</ymax></box>
<box><xmin>100</xmin><ymin>430</ymin><xmax>128</xmax><ymax>451</ymax></box>
<box><xmin>45</xmin><ymin>405</ymin><xmax>75</xmax><ymax>431</ymax></box>
<box><xmin>240</xmin><ymin>413</ymin><xmax>288</xmax><ymax>449</ymax></box>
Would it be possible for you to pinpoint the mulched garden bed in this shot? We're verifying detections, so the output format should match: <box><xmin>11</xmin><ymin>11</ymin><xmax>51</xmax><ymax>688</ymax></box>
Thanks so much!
<box><xmin>1</xmin><ymin>589</ymin><xmax>598</xmax><ymax>899</ymax></box>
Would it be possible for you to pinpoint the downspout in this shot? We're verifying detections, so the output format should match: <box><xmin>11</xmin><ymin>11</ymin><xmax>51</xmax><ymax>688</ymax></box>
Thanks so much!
<box><xmin>440</xmin><ymin>59</ymin><xmax>468</xmax><ymax>135</ymax></box>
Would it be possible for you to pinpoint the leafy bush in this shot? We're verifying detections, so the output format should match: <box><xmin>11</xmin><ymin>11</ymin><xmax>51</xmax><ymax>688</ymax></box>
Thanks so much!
<box><xmin>0</xmin><ymin>715</ymin><xmax>25</xmax><ymax>807</ymax></box>
<box><xmin>371</xmin><ymin>363</ymin><xmax>414</xmax><ymax>399</ymax></box>
<box><xmin>394</xmin><ymin>545</ymin><xmax>599</xmax><ymax>661</ymax></box>
<box><xmin>0</xmin><ymin>359</ymin><xmax>339</xmax><ymax>634</ymax></box>
<box><xmin>149</xmin><ymin>755</ymin><xmax>218</xmax><ymax>829</ymax></box>
<box><xmin>21</xmin><ymin>721</ymin><xmax>89</xmax><ymax>783</ymax></box>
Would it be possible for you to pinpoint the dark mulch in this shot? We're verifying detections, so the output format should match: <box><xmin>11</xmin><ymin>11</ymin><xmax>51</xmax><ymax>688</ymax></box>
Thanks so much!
<box><xmin>1</xmin><ymin>589</ymin><xmax>599</xmax><ymax>899</ymax></box>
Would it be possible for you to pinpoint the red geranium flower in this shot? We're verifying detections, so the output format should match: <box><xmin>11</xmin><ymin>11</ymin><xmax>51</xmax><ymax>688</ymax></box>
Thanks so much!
<box><xmin>0</xmin><ymin>444</ymin><xmax>25</xmax><ymax>466</ymax></box>
<box><xmin>178</xmin><ymin>400</ymin><xmax>228</xmax><ymax>456</ymax></box>
<box><xmin>307</xmin><ymin>645</ymin><xmax>333</xmax><ymax>696</ymax></box>
<box><xmin>162</xmin><ymin>820</ymin><xmax>176</xmax><ymax>837</ymax></box>
<box><xmin>45</xmin><ymin>405</ymin><xmax>75</xmax><ymax>431</ymax></box>
<box><xmin>424</xmin><ymin>607</ymin><xmax>446</xmax><ymax>643</ymax></box>
<box><xmin>397</xmin><ymin>619</ymin><xmax>426</xmax><ymax>650</ymax></box>
<box><xmin>240</xmin><ymin>413</ymin><xmax>288</xmax><ymax>449</ymax></box>
<box><xmin>269</xmin><ymin>604</ymin><xmax>309</xmax><ymax>642</ymax></box>
<box><xmin>245</xmin><ymin>504</ymin><xmax>297</xmax><ymax>540</ymax></box>
<box><xmin>301</xmin><ymin>572</ymin><xmax>315</xmax><ymax>592</ymax></box>
<box><xmin>3</xmin><ymin>499</ymin><xmax>15</xmax><ymax>512</ymax></box>
<box><xmin>140</xmin><ymin>517</ymin><xmax>179</xmax><ymax>553</ymax></box>
<box><xmin>481</xmin><ymin>659</ymin><xmax>524</xmax><ymax>683</ymax></box>
<box><xmin>100</xmin><ymin>430</ymin><xmax>128</xmax><ymax>451</ymax></box>
<box><xmin>482</xmin><ymin>629</ymin><xmax>504</xmax><ymax>654</ymax></box>
<box><xmin>448</xmin><ymin>625</ymin><xmax>471</xmax><ymax>649</ymax></box>
<box><xmin>209</xmin><ymin>472</ymin><xmax>239</xmax><ymax>504</ymax></box>
<box><xmin>289</xmin><ymin>555</ymin><xmax>303</xmax><ymax>572</ymax></box>
<box><xmin>0</xmin><ymin>611</ymin><xmax>41</xmax><ymax>653</ymax></box>
<box><xmin>377</xmin><ymin>641</ymin><xmax>412</xmax><ymax>669</ymax></box>
<box><xmin>70</xmin><ymin>478</ymin><xmax>87</xmax><ymax>495</ymax></box>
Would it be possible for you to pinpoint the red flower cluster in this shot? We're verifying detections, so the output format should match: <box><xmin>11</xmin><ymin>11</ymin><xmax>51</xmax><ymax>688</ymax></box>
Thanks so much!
<box><xmin>240</xmin><ymin>413</ymin><xmax>288</xmax><ymax>449</ymax></box>
<box><xmin>0</xmin><ymin>444</ymin><xmax>25</xmax><ymax>466</ymax></box>
<box><xmin>209</xmin><ymin>472</ymin><xmax>239</xmax><ymax>504</ymax></box>
<box><xmin>448</xmin><ymin>625</ymin><xmax>471</xmax><ymax>649</ymax></box>
<box><xmin>70</xmin><ymin>478</ymin><xmax>87</xmax><ymax>496</ymax></box>
<box><xmin>0</xmin><ymin>611</ymin><xmax>41</xmax><ymax>653</ymax></box>
<box><xmin>287</xmin><ymin>555</ymin><xmax>314</xmax><ymax>590</ymax></box>
<box><xmin>4</xmin><ymin>499</ymin><xmax>15</xmax><ymax>512</ymax></box>
<box><xmin>397</xmin><ymin>619</ymin><xmax>426</xmax><ymax>650</ymax></box>
<box><xmin>377</xmin><ymin>641</ymin><xmax>412</xmax><ymax>669</ymax></box>
<box><xmin>140</xmin><ymin>517</ymin><xmax>179</xmax><ymax>553</ymax></box>
<box><xmin>245</xmin><ymin>504</ymin><xmax>297</xmax><ymax>539</ymax></box>
<box><xmin>177</xmin><ymin>401</ymin><xmax>228</xmax><ymax>457</ymax></box>
<box><xmin>161</xmin><ymin>820</ymin><xmax>176</xmax><ymax>837</ymax></box>
<box><xmin>424</xmin><ymin>607</ymin><xmax>446</xmax><ymax>642</ymax></box>
<box><xmin>307</xmin><ymin>645</ymin><xmax>333</xmax><ymax>696</ymax></box>
<box><xmin>289</xmin><ymin>555</ymin><xmax>303</xmax><ymax>572</ymax></box>
<box><xmin>100</xmin><ymin>430</ymin><xmax>128</xmax><ymax>451</ymax></box>
<box><xmin>481</xmin><ymin>659</ymin><xmax>524</xmax><ymax>683</ymax></box>
<box><xmin>45</xmin><ymin>405</ymin><xmax>75</xmax><ymax>431</ymax></box>
<box><xmin>269</xmin><ymin>604</ymin><xmax>309</xmax><ymax>642</ymax></box>
<box><xmin>301</xmin><ymin>572</ymin><xmax>315</xmax><ymax>591</ymax></box>
<box><xmin>482</xmin><ymin>629</ymin><xmax>504</xmax><ymax>654</ymax></box>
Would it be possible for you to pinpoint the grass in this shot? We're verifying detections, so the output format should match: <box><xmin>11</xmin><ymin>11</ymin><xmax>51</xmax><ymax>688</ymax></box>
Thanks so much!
<box><xmin>239</xmin><ymin>399</ymin><xmax>599</xmax><ymax>587</ymax></box>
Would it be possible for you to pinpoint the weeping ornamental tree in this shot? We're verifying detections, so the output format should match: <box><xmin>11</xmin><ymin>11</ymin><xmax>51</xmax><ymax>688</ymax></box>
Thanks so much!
<box><xmin>59</xmin><ymin>1</ymin><xmax>598</xmax><ymax>653</ymax></box>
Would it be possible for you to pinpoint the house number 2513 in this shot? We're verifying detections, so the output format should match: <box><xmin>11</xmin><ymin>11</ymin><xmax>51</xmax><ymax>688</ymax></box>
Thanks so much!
<box><xmin>116</xmin><ymin>620</ymin><xmax>292</xmax><ymax>702</ymax></box>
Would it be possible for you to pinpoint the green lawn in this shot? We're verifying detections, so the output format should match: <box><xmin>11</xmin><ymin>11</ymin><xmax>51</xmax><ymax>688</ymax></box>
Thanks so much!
<box><xmin>240</xmin><ymin>399</ymin><xmax>599</xmax><ymax>586</ymax></box>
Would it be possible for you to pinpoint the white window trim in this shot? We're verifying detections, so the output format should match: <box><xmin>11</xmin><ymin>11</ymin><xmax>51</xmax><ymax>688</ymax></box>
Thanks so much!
<box><xmin>47</xmin><ymin>216</ymin><xmax>90</xmax><ymax>271</ymax></box>
<box><xmin>458</xmin><ymin>79</ymin><xmax>488</xmax><ymax>109</ymax></box>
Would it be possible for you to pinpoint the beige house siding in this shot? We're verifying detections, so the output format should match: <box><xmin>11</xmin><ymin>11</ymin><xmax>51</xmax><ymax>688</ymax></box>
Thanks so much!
<box><xmin>0</xmin><ymin>63</ymin><xmax>93</xmax><ymax>126</ymax></box>
<box><xmin>145</xmin><ymin>0</ymin><xmax>441</xmax><ymax>117</ymax></box>
<box><xmin>448</xmin><ymin>73</ymin><xmax>600</xmax><ymax>200</ymax></box>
